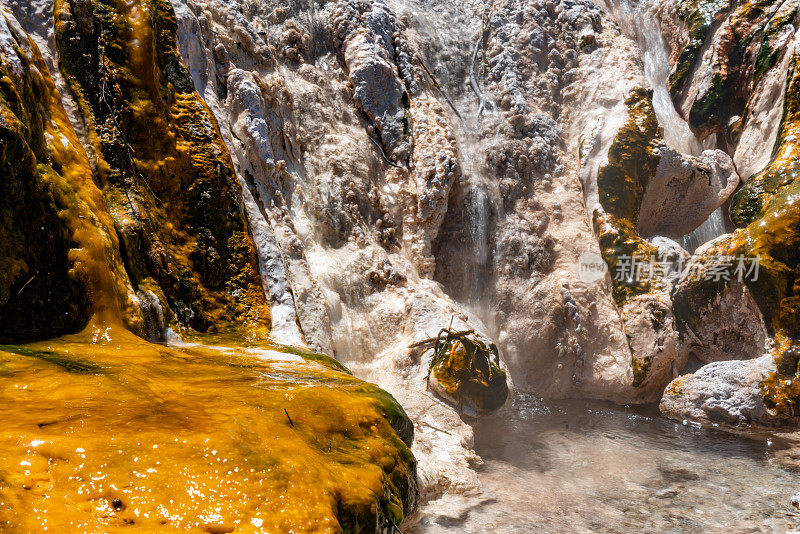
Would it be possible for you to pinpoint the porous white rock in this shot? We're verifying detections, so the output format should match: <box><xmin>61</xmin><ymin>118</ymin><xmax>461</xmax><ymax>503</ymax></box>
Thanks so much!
<box><xmin>332</xmin><ymin>0</ymin><xmax>414</xmax><ymax>162</ymax></box>
<box><xmin>734</xmin><ymin>31</ymin><xmax>799</xmax><ymax>180</ymax></box>
<box><xmin>660</xmin><ymin>356</ymin><xmax>777</xmax><ymax>427</ymax></box>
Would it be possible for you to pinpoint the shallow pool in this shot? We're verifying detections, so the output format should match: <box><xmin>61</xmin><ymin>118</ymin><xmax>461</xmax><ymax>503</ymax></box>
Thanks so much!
<box><xmin>412</xmin><ymin>394</ymin><xmax>800</xmax><ymax>533</ymax></box>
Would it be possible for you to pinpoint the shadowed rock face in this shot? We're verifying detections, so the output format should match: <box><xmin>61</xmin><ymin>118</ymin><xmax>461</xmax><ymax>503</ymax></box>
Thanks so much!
<box><xmin>0</xmin><ymin>9</ymin><xmax>91</xmax><ymax>342</ymax></box>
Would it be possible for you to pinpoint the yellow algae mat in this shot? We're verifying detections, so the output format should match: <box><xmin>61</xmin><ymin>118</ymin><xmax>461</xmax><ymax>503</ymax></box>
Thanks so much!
<box><xmin>0</xmin><ymin>329</ymin><xmax>416</xmax><ymax>533</ymax></box>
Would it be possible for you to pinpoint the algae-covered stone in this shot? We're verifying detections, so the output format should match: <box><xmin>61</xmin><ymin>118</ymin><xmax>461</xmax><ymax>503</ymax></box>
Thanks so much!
<box><xmin>667</xmin><ymin>44</ymin><xmax>800</xmax><ymax>422</ymax></box>
<box><xmin>592</xmin><ymin>88</ymin><xmax>694</xmax><ymax>396</ymax></box>
<box><xmin>0</xmin><ymin>329</ymin><xmax>418</xmax><ymax>532</ymax></box>
<box><xmin>0</xmin><ymin>7</ymin><xmax>140</xmax><ymax>342</ymax></box>
<box><xmin>416</xmin><ymin>330</ymin><xmax>509</xmax><ymax>415</ymax></box>
<box><xmin>55</xmin><ymin>0</ymin><xmax>271</xmax><ymax>336</ymax></box>
<box><xmin>668</xmin><ymin>0</ymin><xmax>732</xmax><ymax>98</ymax></box>
<box><xmin>596</xmin><ymin>88</ymin><xmax>660</xmax><ymax>223</ymax></box>
<box><xmin>669</xmin><ymin>0</ymin><xmax>795</xmax><ymax>139</ymax></box>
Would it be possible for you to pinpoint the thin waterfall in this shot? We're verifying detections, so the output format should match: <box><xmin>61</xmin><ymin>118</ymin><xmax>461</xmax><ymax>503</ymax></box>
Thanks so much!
<box><xmin>681</xmin><ymin>208</ymin><xmax>727</xmax><ymax>252</ymax></box>
<box><xmin>605</xmin><ymin>0</ymin><xmax>729</xmax><ymax>252</ymax></box>
<box><xmin>607</xmin><ymin>0</ymin><xmax>701</xmax><ymax>155</ymax></box>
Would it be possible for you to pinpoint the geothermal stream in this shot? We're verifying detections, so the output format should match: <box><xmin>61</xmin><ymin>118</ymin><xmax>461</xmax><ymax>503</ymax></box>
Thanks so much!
<box><xmin>2</xmin><ymin>0</ymin><xmax>799</xmax><ymax>528</ymax></box>
<box><xmin>410</xmin><ymin>0</ymin><xmax>799</xmax><ymax>531</ymax></box>
<box><xmin>603</xmin><ymin>0</ymin><xmax>728</xmax><ymax>253</ymax></box>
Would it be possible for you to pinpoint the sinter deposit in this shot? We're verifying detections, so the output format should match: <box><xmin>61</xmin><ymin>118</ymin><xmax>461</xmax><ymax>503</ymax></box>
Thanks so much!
<box><xmin>1</xmin><ymin>0</ymin><xmax>800</xmax><ymax>530</ymax></box>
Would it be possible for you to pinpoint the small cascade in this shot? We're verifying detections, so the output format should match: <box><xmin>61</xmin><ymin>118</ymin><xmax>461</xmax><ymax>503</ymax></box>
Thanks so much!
<box><xmin>136</xmin><ymin>290</ymin><xmax>180</xmax><ymax>343</ymax></box>
<box><xmin>681</xmin><ymin>207</ymin><xmax>727</xmax><ymax>252</ymax></box>
<box><xmin>607</xmin><ymin>0</ymin><xmax>730</xmax><ymax>251</ymax></box>
<box><xmin>467</xmin><ymin>184</ymin><xmax>491</xmax><ymax>270</ymax></box>
<box><xmin>607</xmin><ymin>0</ymin><xmax>700</xmax><ymax>155</ymax></box>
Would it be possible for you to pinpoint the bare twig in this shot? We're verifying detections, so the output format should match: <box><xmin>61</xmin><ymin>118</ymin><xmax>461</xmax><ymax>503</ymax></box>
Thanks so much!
<box><xmin>415</xmin><ymin>57</ymin><xmax>463</xmax><ymax>121</ymax></box>
<box><xmin>417</xmin><ymin>421</ymin><xmax>452</xmax><ymax>435</ymax></box>
<box><xmin>409</xmin><ymin>329</ymin><xmax>475</xmax><ymax>348</ymax></box>
<box><xmin>367</xmin><ymin>135</ymin><xmax>403</xmax><ymax>169</ymax></box>
<box><xmin>16</xmin><ymin>271</ymin><xmax>38</xmax><ymax>297</ymax></box>
<box><xmin>386</xmin><ymin>514</ymin><xmax>404</xmax><ymax>534</ymax></box>
<box><xmin>284</xmin><ymin>408</ymin><xmax>294</xmax><ymax>427</ymax></box>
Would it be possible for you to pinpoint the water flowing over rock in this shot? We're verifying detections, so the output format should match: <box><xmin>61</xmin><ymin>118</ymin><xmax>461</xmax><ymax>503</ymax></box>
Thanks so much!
<box><xmin>2</xmin><ymin>0</ymin><xmax>800</xmax><ymax>528</ymax></box>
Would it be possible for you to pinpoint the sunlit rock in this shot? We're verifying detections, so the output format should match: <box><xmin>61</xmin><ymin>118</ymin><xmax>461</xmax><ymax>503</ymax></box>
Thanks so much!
<box><xmin>55</xmin><ymin>0</ymin><xmax>271</xmax><ymax>337</ymax></box>
<box><xmin>331</xmin><ymin>0</ymin><xmax>414</xmax><ymax>163</ymax></box>
<box><xmin>0</xmin><ymin>330</ymin><xmax>417</xmax><ymax>531</ymax></box>
<box><xmin>659</xmin><ymin>0</ymin><xmax>800</xmax><ymax>427</ymax></box>
<box><xmin>591</xmin><ymin>89</ymin><xmax>691</xmax><ymax>399</ymax></box>
<box><xmin>660</xmin><ymin>355</ymin><xmax>779</xmax><ymax>426</ymax></box>
<box><xmin>638</xmin><ymin>145</ymin><xmax>738</xmax><ymax>239</ymax></box>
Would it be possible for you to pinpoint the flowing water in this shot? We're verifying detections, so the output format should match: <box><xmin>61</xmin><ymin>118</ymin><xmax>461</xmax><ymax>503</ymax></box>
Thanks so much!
<box><xmin>410</xmin><ymin>0</ymin><xmax>793</xmax><ymax>530</ymax></box>
<box><xmin>412</xmin><ymin>395</ymin><xmax>800</xmax><ymax>532</ymax></box>
<box><xmin>680</xmin><ymin>208</ymin><xmax>728</xmax><ymax>252</ymax></box>
<box><xmin>604</xmin><ymin>0</ymin><xmax>700</xmax><ymax>155</ymax></box>
<box><xmin>604</xmin><ymin>0</ymin><xmax>729</xmax><ymax>252</ymax></box>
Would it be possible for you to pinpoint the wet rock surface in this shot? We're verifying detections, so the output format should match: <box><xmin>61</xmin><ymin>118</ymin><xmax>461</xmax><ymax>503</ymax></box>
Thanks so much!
<box><xmin>0</xmin><ymin>329</ymin><xmax>417</xmax><ymax>532</ymax></box>
<box><xmin>3</xmin><ymin>0</ymin><xmax>800</xmax><ymax>528</ymax></box>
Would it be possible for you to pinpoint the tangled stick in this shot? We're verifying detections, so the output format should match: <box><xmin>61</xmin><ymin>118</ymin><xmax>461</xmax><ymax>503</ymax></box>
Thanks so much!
<box><xmin>470</xmin><ymin>3</ymin><xmax>496</xmax><ymax>116</ymax></box>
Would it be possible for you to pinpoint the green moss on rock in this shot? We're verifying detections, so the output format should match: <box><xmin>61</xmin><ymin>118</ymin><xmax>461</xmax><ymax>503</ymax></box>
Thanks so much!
<box><xmin>668</xmin><ymin>0</ymin><xmax>733</xmax><ymax>96</ymax></box>
<box><xmin>593</xmin><ymin>89</ymin><xmax>663</xmax><ymax>308</ymax></box>
<box><xmin>594</xmin><ymin>211</ymin><xmax>660</xmax><ymax>308</ymax></box>
<box><xmin>754</xmin><ymin>0</ymin><xmax>799</xmax><ymax>83</ymax></box>
<box><xmin>597</xmin><ymin>88</ymin><xmax>661</xmax><ymax>223</ymax></box>
<box><xmin>671</xmin><ymin>0</ymin><xmax>794</xmax><ymax>139</ymax></box>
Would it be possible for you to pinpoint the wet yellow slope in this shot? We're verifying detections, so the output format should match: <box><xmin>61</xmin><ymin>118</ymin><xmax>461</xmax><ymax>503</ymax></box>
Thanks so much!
<box><xmin>0</xmin><ymin>327</ymin><xmax>416</xmax><ymax>533</ymax></box>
